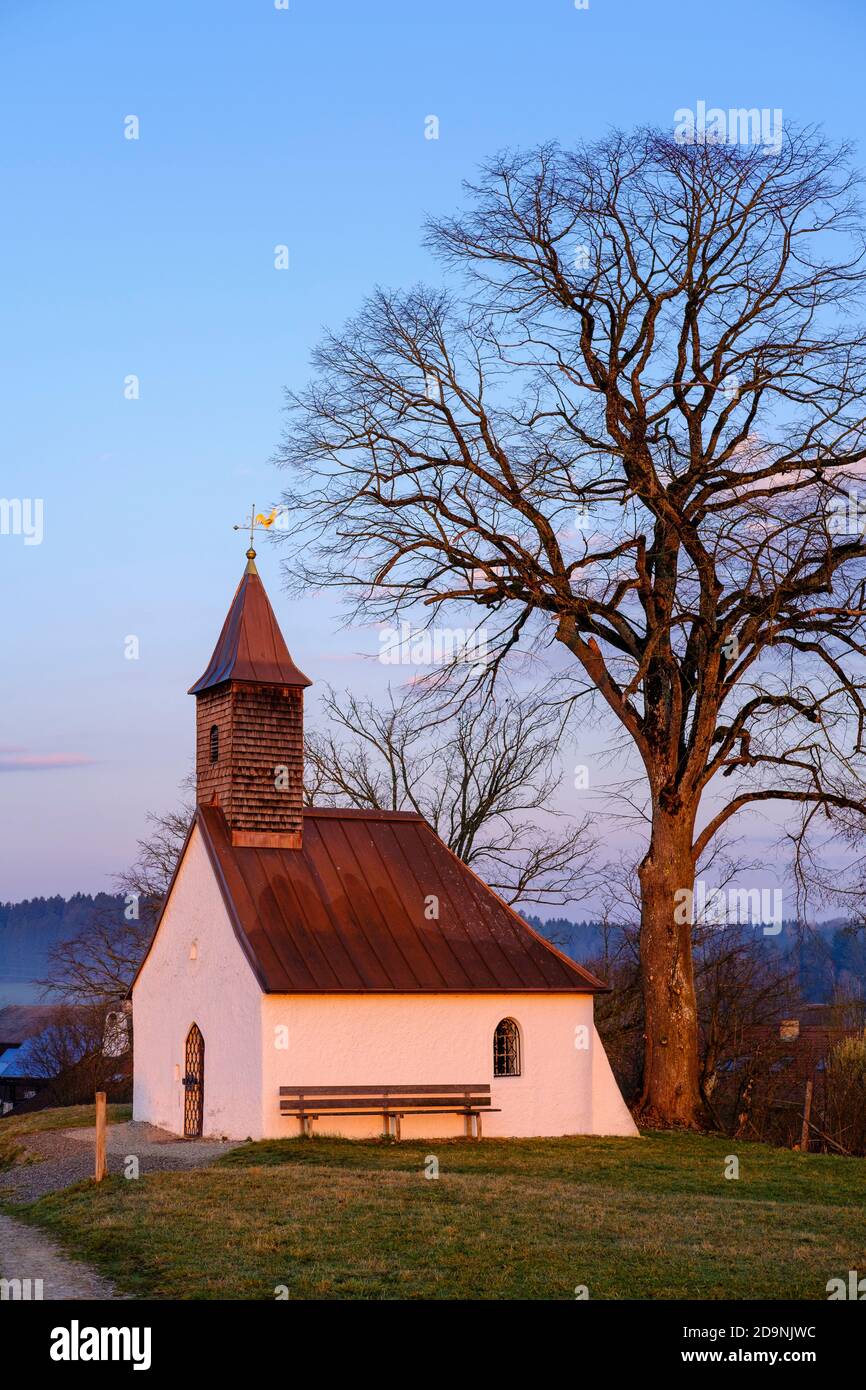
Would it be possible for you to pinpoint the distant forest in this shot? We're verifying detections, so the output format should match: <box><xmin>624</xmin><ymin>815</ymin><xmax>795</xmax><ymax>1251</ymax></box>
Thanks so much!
<box><xmin>527</xmin><ymin>917</ymin><xmax>866</xmax><ymax>1007</ymax></box>
<box><xmin>0</xmin><ymin>894</ymin><xmax>123</xmax><ymax>1005</ymax></box>
<box><xmin>1</xmin><ymin>895</ymin><xmax>864</xmax><ymax>1008</ymax></box>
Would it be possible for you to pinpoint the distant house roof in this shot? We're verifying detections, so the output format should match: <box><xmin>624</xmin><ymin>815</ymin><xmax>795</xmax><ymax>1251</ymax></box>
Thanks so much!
<box><xmin>739</xmin><ymin>1024</ymin><xmax>859</xmax><ymax>1082</ymax></box>
<box><xmin>0</xmin><ymin>1034</ymin><xmax>44</xmax><ymax>1081</ymax></box>
<box><xmin>133</xmin><ymin>804</ymin><xmax>607</xmax><ymax>996</ymax></box>
<box><xmin>188</xmin><ymin>556</ymin><xmax>311</xmax><ymax>693</ymax></box>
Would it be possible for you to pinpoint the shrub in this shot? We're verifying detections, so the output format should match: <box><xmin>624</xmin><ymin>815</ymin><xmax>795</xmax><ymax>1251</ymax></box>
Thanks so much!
<box><xmin>824</xmin><ymin>1036</ymin><xmax>866</xmax><ymax>1156</ymax></box>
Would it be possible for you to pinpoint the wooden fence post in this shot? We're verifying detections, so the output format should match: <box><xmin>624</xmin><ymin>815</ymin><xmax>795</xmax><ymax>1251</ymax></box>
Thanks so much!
<box><xmin>95</xmin><ymin>1091</ymin><xmax>107</xmax><ymax>1182</ymax></box>
<box><xmin>800</xmin><ymin>1077</ymin><xmax>813</xmax><ymax>1154</ymax></box>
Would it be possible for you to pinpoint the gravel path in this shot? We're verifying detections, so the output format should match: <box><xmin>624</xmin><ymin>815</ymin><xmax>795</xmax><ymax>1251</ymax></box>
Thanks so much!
<box><xmin>0</xmin><ymin>1213</ymin><xmax>124</xmax><ymax>1299</ymax></box>
<box><xmin>0</xmin><ymin>1121</ymin><xmax>241</xmax><ymax>1301</ymax></box>
<box><xmin>0</xmin><ymin>1121</ymin><xmax>240</xmax><ymax>1205</ymax></box>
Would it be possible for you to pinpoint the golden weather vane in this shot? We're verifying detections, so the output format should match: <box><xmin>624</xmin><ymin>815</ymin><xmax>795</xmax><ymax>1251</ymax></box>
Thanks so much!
<box><xmin>232</xmin><ymin>502</ymin><xmax>281</xmax><ymax>557</ymax></box>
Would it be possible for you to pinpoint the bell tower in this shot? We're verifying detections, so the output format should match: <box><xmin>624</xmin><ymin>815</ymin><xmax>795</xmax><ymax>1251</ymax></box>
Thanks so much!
<box><xmin>189</xmin><ymin>547</ymin><xmax>311</xmax><ymax>849</ymax></box>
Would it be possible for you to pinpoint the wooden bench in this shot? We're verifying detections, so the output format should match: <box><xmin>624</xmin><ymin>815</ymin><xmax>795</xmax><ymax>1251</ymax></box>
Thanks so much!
<box><xmin>279</xmin><ymin>1084</ymin><xmax>499</xmax><ymax>1140</ymax></box>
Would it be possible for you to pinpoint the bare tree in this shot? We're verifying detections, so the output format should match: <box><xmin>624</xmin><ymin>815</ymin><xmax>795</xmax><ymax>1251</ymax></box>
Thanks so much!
<box><xmin>26</xmin><ymin>1005</ymin><xmax>128</xmax><ymax>1106</ymax></box>
<box><xmin>114</xmin><ymin>804</ymin><xmax>193</xmax><ymax>906</ymax></box>
<box><xmin>277</xmin><ymin>127</ymin><xmax>866</xmax><ymax>1124</ymax></box>
<box><xmin>695</xmin><ymin>927</ymin><xmax>799</xmax><ymax>1116</ymax></box>
<box><xmin>306</xmin><ymin>683</ymin><xmax>596</xmax><ymax>906</ymax></box>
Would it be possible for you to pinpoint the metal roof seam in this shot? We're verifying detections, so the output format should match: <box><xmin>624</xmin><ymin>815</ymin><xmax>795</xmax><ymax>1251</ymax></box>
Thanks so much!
<box><xmin>435</xmin><ymin>830</ymin><xmax>608</xmax><ymax>992</ymax></box>
<box><xmin>311</xmin><ymin>814</ymin><xmax>425</xmax><ymax>990</ymax></box>
<box><xmin>406</xmin><ymin>822</ymin><xmax>510</xmax><ymax>988</ymax></box>
<box><xmin>262</xmin><ymin>816</ymin><xmax>367</xmax><ymax>989</ymax></box>
<box><xmin>297</xmin><ymin>814</ymin><xmax>397</xmax><ymax>989</ymax></box>
<box><xmin>373</xmin><ymin>819</ymin><xmax>458</xmax><ymax>988</ymax></box>
<box><xmin>251</xmin><ymin>843</ymin><xmax>345</xmax><ymax>991</ymax></box>
<box><xmin>246</xmin><ymin>851</ymin><xmax>321</xmax><ymax>991</ymax></box>
<box><xmin>341</xmin><ymin>816</ymin><xmax>450</xmax><ymax>989</ymax></box>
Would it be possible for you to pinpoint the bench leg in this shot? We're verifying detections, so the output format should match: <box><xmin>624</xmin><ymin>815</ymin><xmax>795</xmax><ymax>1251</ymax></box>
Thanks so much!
<box><xmin>395</xmin><ymin>1113</ymin><xmax>402</xmax><ymax>1141</ymax></box>
<box><xmin>464</xmin><ymin>1111</ymin><xmax>472</xmax><ymax>1139</ymax></box>
<box><xmin>475</xmin><ymin>1112</ymin><xmax>482</xmax><ymax>1141</ymax></box>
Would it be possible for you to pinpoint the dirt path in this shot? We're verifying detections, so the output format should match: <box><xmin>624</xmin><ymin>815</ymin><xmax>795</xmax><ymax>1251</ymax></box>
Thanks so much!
<box><xmin>0</xmin><ymin>1212</ymin><xmax>124</xmax><ymax>1299</ymax></box>
<box><xmin>0</xmin><ymin>1120</ymin><xmax>241</xmax><ymax>1301</ymax></box>
<box><xmin>0</xmin><ymin>1120</ymin><xmax>240</xmax><ymax>1205</ymax></box>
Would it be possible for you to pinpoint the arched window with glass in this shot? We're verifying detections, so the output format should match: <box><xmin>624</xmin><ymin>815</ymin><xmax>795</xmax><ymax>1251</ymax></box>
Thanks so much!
<box><xmin>493</xmin><ymin>1017</ymin><xmax>521</xmax><ymax>1077</ymax></box>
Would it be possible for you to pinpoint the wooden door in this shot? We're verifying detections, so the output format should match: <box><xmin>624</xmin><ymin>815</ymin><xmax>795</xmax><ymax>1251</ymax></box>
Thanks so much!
<box><xmin>183</xmin><ymin>1023</ymin><xmax>205</xmax><ymax>1138</ymax></box>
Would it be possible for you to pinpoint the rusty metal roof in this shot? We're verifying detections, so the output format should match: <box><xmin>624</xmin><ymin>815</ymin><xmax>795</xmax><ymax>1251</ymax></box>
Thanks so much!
<box><xmin>192</xmin><ymin>803</ymin><xmax>607</xmax><ymax>993</ymax></box>
<box><xmin>189</xmin><ymin>557</ymin><xmax>311</xmax><ymax>693</ymax></box>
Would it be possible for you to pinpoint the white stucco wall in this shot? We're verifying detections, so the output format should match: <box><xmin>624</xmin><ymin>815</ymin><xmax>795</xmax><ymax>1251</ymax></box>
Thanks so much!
<box><xmin>261</xmin><ymin>993</ymin><xmax>637</xmax><ymax>1140</ymax></box>
<box><xmin>131</xmin><ymin>824</ymin><xmax>263</xmax><ymax>1139</ymax></box>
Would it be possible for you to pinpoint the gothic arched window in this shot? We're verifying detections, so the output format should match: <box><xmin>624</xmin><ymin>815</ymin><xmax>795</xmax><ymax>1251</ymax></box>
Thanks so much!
<box><xmin>493</xmin><ymin>1018</ymin><xmax>521</xmax><ymax>1077</ymax></box>
<box><xmin>209</xmin><ymin>724</ymin><xmax>219</xmax><ymax>763</ymax></box>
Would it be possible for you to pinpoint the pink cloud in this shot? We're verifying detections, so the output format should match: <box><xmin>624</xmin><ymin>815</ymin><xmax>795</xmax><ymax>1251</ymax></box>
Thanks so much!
<box><xmin>0</xmin><ymin>752</ymin><xmax>96</xmax><ymax>773</ymax></box>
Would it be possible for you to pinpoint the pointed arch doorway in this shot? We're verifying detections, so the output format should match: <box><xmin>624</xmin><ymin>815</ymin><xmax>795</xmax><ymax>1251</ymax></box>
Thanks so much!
<box><xmin>183</xmin><ymin>1023</ymin><xmax>205</xmax><ymax>1138</ymax></box>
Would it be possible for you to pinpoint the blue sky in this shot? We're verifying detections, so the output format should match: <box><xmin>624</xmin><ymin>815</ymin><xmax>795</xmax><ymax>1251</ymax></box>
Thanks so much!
<box><xmin>0</xmin><ymin>0</ymin><xmax>861</xmax><ymax>902</ymax></box>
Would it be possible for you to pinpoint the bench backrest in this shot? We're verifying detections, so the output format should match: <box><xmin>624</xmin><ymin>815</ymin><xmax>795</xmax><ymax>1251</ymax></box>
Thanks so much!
<box><xmin>279</xmin><ymin>1084</ymin><xmax>491</xmax><ymax>1111</ymax></box>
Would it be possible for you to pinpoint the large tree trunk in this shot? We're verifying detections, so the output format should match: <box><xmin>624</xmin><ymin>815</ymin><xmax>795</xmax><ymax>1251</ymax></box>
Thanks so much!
<box><xmin>636</xmin><ymin>807</ymin><xmax>703</xmax><ymax>1127</ymax></box>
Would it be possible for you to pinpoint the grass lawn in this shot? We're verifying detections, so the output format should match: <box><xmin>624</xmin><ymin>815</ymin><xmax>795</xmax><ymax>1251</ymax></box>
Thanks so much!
<box><xmin>8</xmin><ymin>1122</ymin><xmax>865</xmax><ymax>1299</ymax></box>
<box><xmin>0</xmin><ymin>1103</ymin><xmax>132</xmax><ymax>1171</ymax></box>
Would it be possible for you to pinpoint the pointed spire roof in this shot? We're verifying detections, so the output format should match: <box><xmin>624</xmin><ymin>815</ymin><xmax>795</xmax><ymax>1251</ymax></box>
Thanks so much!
<box><xmin>189</xmin><ymin>552</ymin><xmax>312</xmax><ymax>694</ymax></box>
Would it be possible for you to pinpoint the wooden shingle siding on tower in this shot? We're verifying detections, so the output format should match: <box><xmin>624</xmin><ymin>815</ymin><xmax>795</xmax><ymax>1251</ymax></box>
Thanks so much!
<box><xmin>194</xmin><ymin>685</ymin><xmax>233</xmax><ymax>807</ymax></box>
<box><xmin>194</xmin><ymin>683</ymin><xmax>304</xmax><ymax>845</ymax></box>
<box><xmin>189</xmin><ymin>552</ymin><xmax>310</xmax><ymax>849</ymax></box>
<box><xmin>224</xmin><ymin>683</ymin><xmax>304</xmax><ymax>843</ymax></box>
